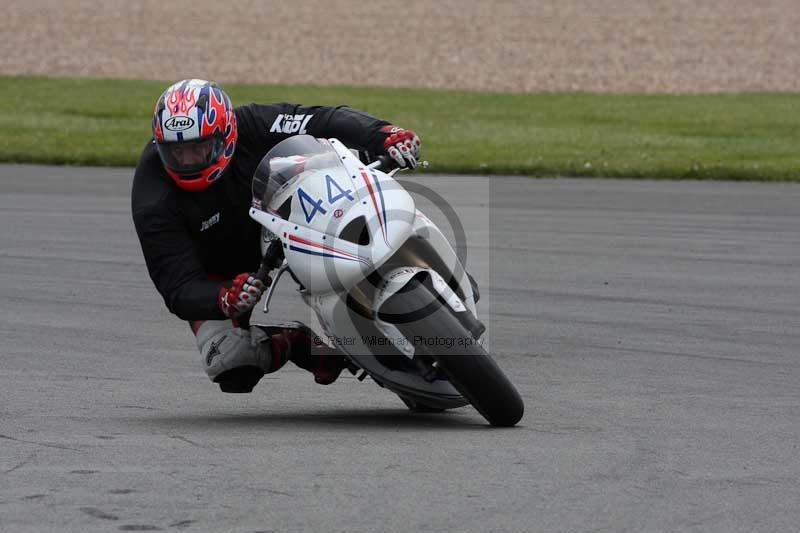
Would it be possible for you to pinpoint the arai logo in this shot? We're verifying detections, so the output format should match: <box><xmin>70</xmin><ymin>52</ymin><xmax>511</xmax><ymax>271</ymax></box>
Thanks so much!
<box><xmin>164</xmin><ymin>116</ymin><xmax>195</xmax><ymax>131</ymax></box>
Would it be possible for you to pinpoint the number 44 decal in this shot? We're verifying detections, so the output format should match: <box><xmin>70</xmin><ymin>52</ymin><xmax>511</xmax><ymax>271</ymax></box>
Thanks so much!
<box><xmin>298</xmin><ymin>174</ymin><xmax>355</xmax><ymax>223</ymax></box>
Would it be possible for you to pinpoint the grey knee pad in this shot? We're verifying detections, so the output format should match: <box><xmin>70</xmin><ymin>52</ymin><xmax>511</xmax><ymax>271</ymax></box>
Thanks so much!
<box><xmin>196</xmin><ymin>321</ymin><xmax>272</xmax><ymax>382</ymax></box>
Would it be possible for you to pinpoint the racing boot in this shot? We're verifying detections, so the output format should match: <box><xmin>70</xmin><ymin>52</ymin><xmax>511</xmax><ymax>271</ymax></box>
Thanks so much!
<box><xmin>269</xmin><ymin>328</ymin><xmax>347</xmax><ymax>385</ymax></box>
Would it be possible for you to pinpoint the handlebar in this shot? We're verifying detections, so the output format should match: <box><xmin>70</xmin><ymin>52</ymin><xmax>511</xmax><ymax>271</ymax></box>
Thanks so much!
<box><xmin>367</xmin><ymin>155</ymin><xmax>396</xmax><ymax>171</ymax></box>
<box><xmin>255</xmin><ymin>238</ymin><xmax>285</xmax><ymax>283</ymax></box>
<box><xmin>367</xmin><ymin>155</ymin><xmax>428</xmax><ymax>172</ymax></box>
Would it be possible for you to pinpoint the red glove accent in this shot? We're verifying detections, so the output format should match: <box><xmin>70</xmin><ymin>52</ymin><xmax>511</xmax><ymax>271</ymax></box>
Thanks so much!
<box><xmin>381</xmin><ymin>125</ymin><xmax>422</xmax><ymax>169</ymax></box>
<box><xmin>218</xmin><ymin>273</ymin><xmax>266</xmax><ymax>319</ymax></box>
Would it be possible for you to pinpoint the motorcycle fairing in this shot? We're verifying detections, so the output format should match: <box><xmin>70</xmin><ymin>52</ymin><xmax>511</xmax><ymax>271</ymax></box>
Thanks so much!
<box><xmin>250</xmin><ymin>138</ymin><xmax>416</xmax><ymax>293</ymax></box>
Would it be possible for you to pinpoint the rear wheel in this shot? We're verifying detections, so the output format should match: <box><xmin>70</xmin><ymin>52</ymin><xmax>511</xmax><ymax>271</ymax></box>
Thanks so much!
<box><xmin>380</xmin><ymin>276</ymin><xmax>524</xmax><ymax>427</ymax></box>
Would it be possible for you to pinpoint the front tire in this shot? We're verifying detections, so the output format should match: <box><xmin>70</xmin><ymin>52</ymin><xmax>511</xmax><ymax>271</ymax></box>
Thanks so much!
<box><xmin>380</xmin><ymin>277</ymin><xmax>524</xmax><ymax>427</ymax></box>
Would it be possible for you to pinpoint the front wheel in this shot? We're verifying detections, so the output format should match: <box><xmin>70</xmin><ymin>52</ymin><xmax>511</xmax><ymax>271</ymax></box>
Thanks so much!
<box><xmin>379</xmin><ymin>277</ymin><xmax>524</xmax><ymax>427</ymax></box>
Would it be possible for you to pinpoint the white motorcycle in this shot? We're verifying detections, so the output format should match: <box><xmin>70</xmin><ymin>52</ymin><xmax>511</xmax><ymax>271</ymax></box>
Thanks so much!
<box><xmin>248</xmin><ymin>135</ymin><xmax>523</xmax><ymax>427</ymax></box>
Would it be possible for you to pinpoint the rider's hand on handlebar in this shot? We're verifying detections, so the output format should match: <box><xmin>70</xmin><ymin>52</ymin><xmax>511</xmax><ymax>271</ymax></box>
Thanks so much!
<box><xmin>218</xmin><ymin>273</ymin><xmax>267</xmax><ymax>319</ymax></box>
<box><xmin>381</xmin><ymin>125</ymin><xmax>421</xmax><ymax>169</ymax></box>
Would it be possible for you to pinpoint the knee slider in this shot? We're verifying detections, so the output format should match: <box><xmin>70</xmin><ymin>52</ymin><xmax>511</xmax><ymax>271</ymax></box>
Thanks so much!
<box><xmin>214</xmin><ymin>366</ymin><xmax>265</xmax><ymax>393</ymax></box>
<box><xmin>196</xmin><ymin>321</ymin><xmax>274</xmax><ymax>392</ymax></box>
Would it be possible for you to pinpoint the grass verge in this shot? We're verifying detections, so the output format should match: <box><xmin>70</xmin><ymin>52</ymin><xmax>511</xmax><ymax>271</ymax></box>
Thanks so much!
<box><xmin>1</xmin><ymin>75</ymin><xmax>798</xmax><ymax>181</ymax></box>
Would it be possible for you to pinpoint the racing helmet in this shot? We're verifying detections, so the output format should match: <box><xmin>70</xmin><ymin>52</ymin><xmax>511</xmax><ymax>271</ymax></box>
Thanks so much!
<box><xmin>152</xmin><ymin>79</ymin><xmax>238</xmax><ymax>191</ymax></box>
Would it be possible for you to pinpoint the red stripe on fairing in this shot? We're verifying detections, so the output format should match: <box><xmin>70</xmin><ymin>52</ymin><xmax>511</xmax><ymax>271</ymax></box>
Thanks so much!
<box><xmin>288</xmin><ymin>234</ymin><xmax>368</xmax><ymax>263</ymax></box>
<box><xmin>359</xmin><ymin>170</ymin><xmax>387</xmax><ymax>242</ymax></box>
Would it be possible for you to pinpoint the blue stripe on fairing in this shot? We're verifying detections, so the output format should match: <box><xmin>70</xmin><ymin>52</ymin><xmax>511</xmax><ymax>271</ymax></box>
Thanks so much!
<box><xmin>371</xmin><ymin>172</ymin><xmax>389</xmax><ymax>243</ymax></box>
<box><xmin>289</xmin><ymin>246</ymin><xmax>361</xmax><ymax>262</ymax></box>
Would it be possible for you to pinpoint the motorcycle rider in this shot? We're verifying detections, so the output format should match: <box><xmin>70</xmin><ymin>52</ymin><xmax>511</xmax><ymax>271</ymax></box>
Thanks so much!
<box><xmin>131</xmin><ymin>79</ymin><xmax>421</xmax><ymax>393</ymax></box>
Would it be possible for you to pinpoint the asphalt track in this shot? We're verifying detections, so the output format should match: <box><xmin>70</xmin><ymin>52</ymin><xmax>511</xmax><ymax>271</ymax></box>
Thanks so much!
<box><xmin>1</xmin><ymin>165</ymin><xmax>799</xmax><ymax>532</ymax></box>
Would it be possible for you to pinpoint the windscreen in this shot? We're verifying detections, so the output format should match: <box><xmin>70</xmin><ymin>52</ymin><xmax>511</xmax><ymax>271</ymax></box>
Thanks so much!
<box><xmin>252</xmin><ymin>135</ymin><xmax>341</xmax><ymax>212</ymax></box>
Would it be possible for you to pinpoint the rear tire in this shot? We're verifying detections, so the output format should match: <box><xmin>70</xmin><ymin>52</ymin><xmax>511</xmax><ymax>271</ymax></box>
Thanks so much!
<box><xmin>380</xmin><ymin>277</ymin><xmax>524</xmax><ymax>427</ymax></box>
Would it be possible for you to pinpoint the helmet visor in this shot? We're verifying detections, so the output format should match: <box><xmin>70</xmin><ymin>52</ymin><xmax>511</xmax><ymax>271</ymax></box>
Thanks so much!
<box><xmin>156</xmin><ymin>135</ymin><xmax>224</xmax><ymax>176</ymax></box>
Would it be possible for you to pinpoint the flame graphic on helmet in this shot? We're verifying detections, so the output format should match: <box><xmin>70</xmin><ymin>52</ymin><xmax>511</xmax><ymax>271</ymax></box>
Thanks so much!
<box><xmin>202</xmin><ymin>87</ymin><xmax>229</xmax><ymax>137</ymax></box>
<box><xmin>166</xmin><ymin>82</ymin><xmax>198</xmax><ymax>115</ymax></box>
